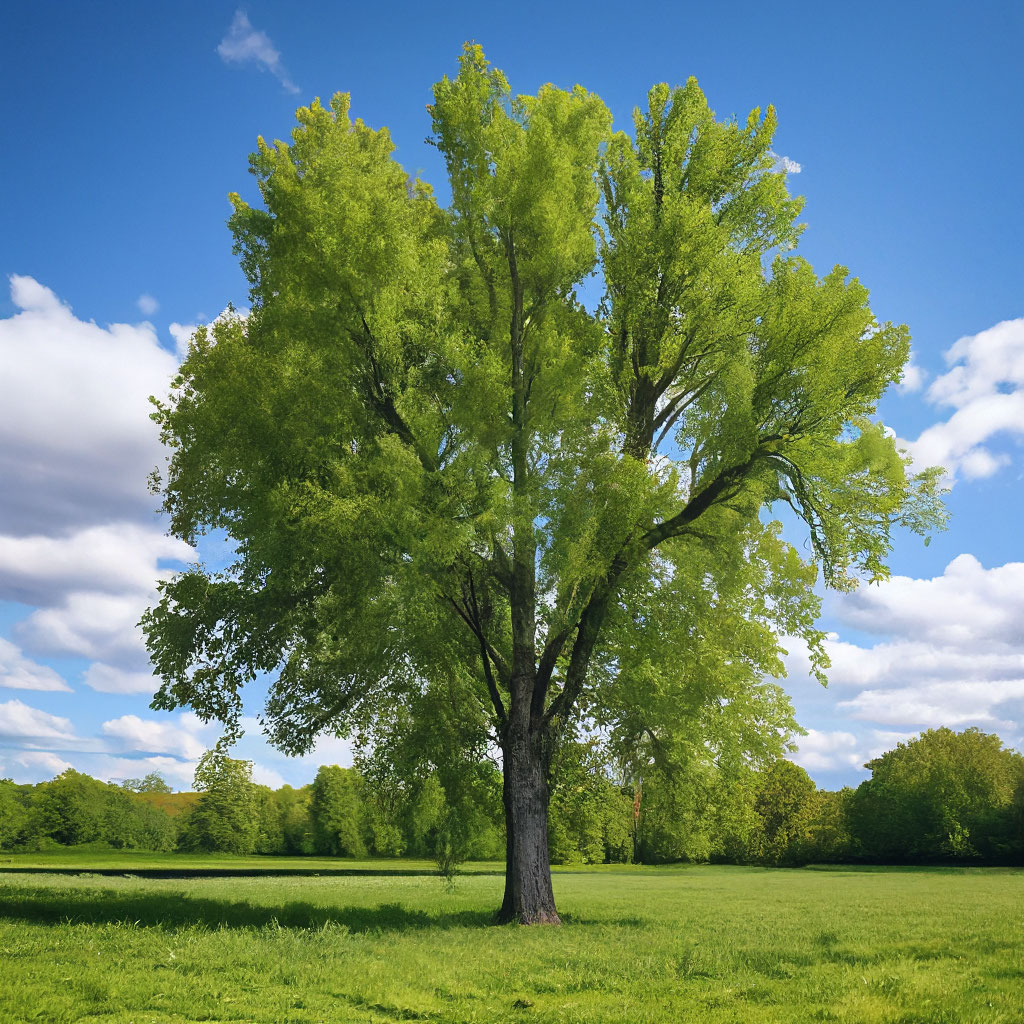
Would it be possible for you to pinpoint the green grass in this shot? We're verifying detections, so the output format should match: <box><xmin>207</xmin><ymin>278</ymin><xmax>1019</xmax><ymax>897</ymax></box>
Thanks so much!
<box><xmin>2</xmin><ymin>853</ymin><xmax>1022</xmax><ymax>1023</ymax></box>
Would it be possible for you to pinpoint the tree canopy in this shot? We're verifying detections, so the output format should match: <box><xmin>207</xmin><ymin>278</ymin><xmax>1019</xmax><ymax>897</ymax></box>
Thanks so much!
<box><xmin>144</xmin><ymin>45</ymin><xmax>945</xmax><ymax>922</ymax></box>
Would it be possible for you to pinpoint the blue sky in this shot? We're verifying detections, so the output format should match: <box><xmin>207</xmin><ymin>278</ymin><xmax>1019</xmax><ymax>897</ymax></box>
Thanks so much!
<box><xmin>1</xmin><ymin>1</ymin><xmax>1022</xmax><ymax>790</ymax></box>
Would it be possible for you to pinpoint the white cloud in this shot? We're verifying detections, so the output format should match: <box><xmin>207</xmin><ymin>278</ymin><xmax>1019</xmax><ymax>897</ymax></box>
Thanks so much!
<box><xmin>0</xmin><ymin>275</ymin><xmax>179</xmax><ymax>535</ymax></box>
<box><xmin>0</xmin><ymin>707</ymin><xmax>221</xmax><ymax>786</ymax></box>
<box><xmin>236</xmin><ymin>715</ymin><xmax>355</xmax><ymax>768</ymax></box>
<box><xmin>790</xmin><ymin>729</ymin><xmax>860</xmax><ymax>772</ymax></box>
<box><xmin>0</xmin><ymin>638</ymin><xmax>70</xmax><ymax>692</ymax></box>
<box><xmin>252</xmin><ymin>764</ymin><xmax>287</xmax><ymax>788</ymax></box>
<box><xmin>838</xmin><ymin>681</ymin><xmax>1024</xmax><ymax>730</ymax></box>
<box><xmin>897</xmin><ymin>356</ymin><xmax>926</xmax><ymax>394</ymax></box>
<box><xmin>84</xmin><ymin>664</ymin><xmax>161</xmax><ymax>695</ymax></box>
<box><xmin>0</xmin><ymin>523</ymin><xmax>191</xmax><ymax>605</ymax></box>
<box><xmin>169</xmin><ymin>321</ymin><xmax>196</xmax><ymax>359</ymax></box>
<box><xmin>102</xmin><ymin>714</ymin><xmax>208</xmax><ymax>759</ymax></box>
<box><xmin>0</xmin><ymin>750</ymin><xmax>73</xmax><ymax>784</ymax></box>
<box><xmin>137</xmin><ymin>294</ymin><xmax>159</xmax><ymax>316</ymax></box>
<box><xmin>770</xmin><ymin>152</ymin><xmax>801</xmax><ymax>174</ymax></box>
<box><xmin>824</xmin><ymin>638</ymin><xmax>1024</xmax><ymax>689</ymax></box>
<box><xmin>217</xmin><ymin>10</ymin><xmax>300</xmax><ymax>95</ymax></box>
<box><xmin>786</xmin><ymin>555</ymin><xmax>1024</xmax><ymax>737</ymax></box>
<box><xmin>17</xmin><ymin>590</ymin><xmax>151</xmax><ymax>667</ymax></box>
<box><xmin>789</xmin><ymin>729</ymin><xmax>923</xmax><ymax>778</ymax></box>
<box><xmin>96</xmin><ymin>754</ymin><xmax>198</xmax><ymax>789</ymax></box>
<box><xmin>835</xmin><ymin>554</ymin><xmax>1024</xmax><ymax>647</ymax></box>
<box><xmin>310</xmin><ymin>733</ymin><xmax>355</xmax><ymax>766</ymax></box>
<box><xmin>929</xmin><ymin>318</ymin><xmax>1024</xmax><ymax>407</ymax></box>
<box><xmin>9</xmin><ymin>275</ymin><xmax>63</xmax><ymax>313</ymax></box>
<box><xmin>903</xmin><ymin>317</ymin><xmax>1024</xmax><ymax>481</ymax></box>
<box><xmin>0</xmin><ymin>698</ymin><xmax>77</xmax><ymax>743</ymax></box>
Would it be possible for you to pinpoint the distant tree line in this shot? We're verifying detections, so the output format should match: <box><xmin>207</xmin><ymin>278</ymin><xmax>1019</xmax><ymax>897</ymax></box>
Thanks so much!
<box><xmin>1</xmin><ymin>729</ymin><xmax>1021</xmax><ymax>865</ymax></box>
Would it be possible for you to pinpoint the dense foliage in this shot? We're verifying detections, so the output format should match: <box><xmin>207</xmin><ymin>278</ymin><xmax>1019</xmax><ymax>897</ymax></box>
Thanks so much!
<box><xmin>142</xmin><ymin>45</ymin><xmax>945</xmax><ymax>921</ymax></box>
<box><xmin>0</xmin><ymin>770</ymin><xmax>177</xmax><ymax>853</ymax></box>
<box><xmin>1</xmin><ymin>730</ymin><xmax>1020</xmax><ymax>864</ymax></box>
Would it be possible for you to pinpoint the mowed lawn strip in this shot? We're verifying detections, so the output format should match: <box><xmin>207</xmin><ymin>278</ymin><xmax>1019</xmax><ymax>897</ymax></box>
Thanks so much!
<box><xmin>1</xmin><ymin>857</ymin><xmax>1022</xmax><ymax>1024</ymax></box>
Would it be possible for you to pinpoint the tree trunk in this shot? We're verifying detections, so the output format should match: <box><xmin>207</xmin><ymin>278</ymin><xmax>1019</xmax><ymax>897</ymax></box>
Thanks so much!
<box><xmin>497</xmin><ymin>727</ymin><xmax>560</xmax><ymax>925</ymax></box>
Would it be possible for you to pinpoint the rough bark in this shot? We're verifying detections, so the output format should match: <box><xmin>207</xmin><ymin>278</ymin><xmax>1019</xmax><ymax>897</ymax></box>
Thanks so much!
<box><xmin>497</xmin><ymin>725</ymin><xmax>560</xmax><ymax>925</ymax></box>
<box><xmin>495</xmin><ymin>226</ymin><xmax>560</xmax><ymax>925</ymax></box>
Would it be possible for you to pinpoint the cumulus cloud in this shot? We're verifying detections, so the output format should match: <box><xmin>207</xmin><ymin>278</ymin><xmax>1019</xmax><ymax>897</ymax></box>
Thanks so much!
<box><xmin>897</xmin><ymin>356</ymin><xmax>927</xmax><ymax>394</ymax></box>
<box><xmin>903</xmin><ymin>318</ymin><xmax>1024</xmax><ymax>480</ymax></box>
<box><xmin>9</xmin><ymin>275</ymin><xmax>63</xmax><ymax>313</ymax></box>
<box><xmin>0</xmin><ymin>275</ymin><xmax>178</xmax><ymax>535</ymax></box>
<box><xmin>96</xmin><ymin>754</ymin><xmax>198</xmax><ymax>789</ymax></box>
<box><xmin>837</xmin><ymin>681</ymin><xmax>1024</xmax><ymax>730</ymax></box>
<box><xmin>83</xmin><ymin>664</ymin><xmax>162</xmax><ymax>695</ymax></box>
<box><xmin>0</xmin><ymin>707</ymin><xmax>221</xmax><ymax>786</ymax></box>
<box><xmin>0</xmin><ymin>523</ymin><xmax>191</xmax><ymax>606</ymax></box>
<box><xmin>137</xmin><ymin>294</ymin><xmax>159</xmax><ymax>316</ymax></box>
<box><xmin>0</xmin><ymin>638</ymin><xmax>70</xmax><ymax>692</ymax></box>
<box><xmin>790</xmin><ymin>729</ymin><xmax>861</xmax><ymax>772</ymax></box>
<box><xmin>102</xmin><ymin>714</ymin><xmax>208</xmax><ymax>759</ymax></box>
<box><xmin>252</xmin><ymin>764</ymin><xmax>287</xmax><ymax>788</ymax></box>
<box><xmin>16</xmin><ymin>753</ymin><xmax>199</xmax><ymax>789</ymax></box>
<box><xmin>784</xmin><ymin>555</ymin><xmax>1024</xmax><ymax>738</ymax></box>
<box><xmin>789</xmin><ymin>729</ymin><xmax>924</xmax><ymax>777</ymax></box>
<box><xmin>17</xmin><ymin>590</ymin><xmax>152</xmax><ymax>667</ymax></box>
<box><xmin>169</xmin><ymin>321</ymin><xmax>197</xmax><ymax>359</ymax></box>
<box><xmin>0</xmin><ymin>750</ymin><xmax>73</xmax><ymax>784</ymax></box>
<box><xmin>0</xmin><ymin>278</ymin><xmax>233</xmax><ymax>782</ymax></box>
<box><xmin>835</xmin><ymin>554</ymin><xmax>1024</xmax><ymax>647</ymax></box>
<box><xmin>217</xmin><ymin>10</ymin><xmax>300</xmax><ymax>94</ymax></box>
<box><xmin>0</xmin><ymin>699</ymin><xmax>78</xmax><ymax>744</ymax></box>
<box><xmin>771</xmin><ymin>152</ymin><xmax>801</xmax><ymax>174</ymax></box>
<box><xmin>233</xmin><ymin>715</ymin><xmax>355</xmax><ymax>779</ymax></box>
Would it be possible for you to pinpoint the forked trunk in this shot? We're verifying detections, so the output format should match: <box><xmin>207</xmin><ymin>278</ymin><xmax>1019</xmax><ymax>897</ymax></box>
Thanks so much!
<box><xmin>497</xmin><ymin>727</ymin><xmax>560</xmax><ymax>925</ymax></box>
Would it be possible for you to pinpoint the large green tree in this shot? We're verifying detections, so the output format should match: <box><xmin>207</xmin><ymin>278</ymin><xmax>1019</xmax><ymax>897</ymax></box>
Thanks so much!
<box><xmin>144</xmin><ymin>47</ymin><xmax>944</xmax><ymax>922</ymax></box>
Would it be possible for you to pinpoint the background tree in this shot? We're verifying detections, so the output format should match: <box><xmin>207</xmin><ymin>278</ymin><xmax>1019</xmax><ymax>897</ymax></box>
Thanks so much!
<box><xmin>547</xmin><ymin>741</ymin><xmax>633</xmax><ymax>865</ymax></box>
<box><xmin>253</xmin><ymin>784</ymin><xmax>286</xmax><ymax>854</ymax></box>
<box><xmin>353</xmin><ymin>671</ymin><xmax>506</xmax><ymax>869</ymax></box>
<box><xmin>749</xmin><ymin>759</ymin><xmax>818</xmax><ymax>866</ymax></box>
<box><xmin>634</xmin><ymin>762</ymin><xmax>755</xmax><ymax>865</ymax></box>
<box><xmin>144</xmin><ymin>46</ymin><xmax>945</xmax><ymax>922</ymax></box>
<box><xmin>102</xmin><ymin>787</ymin><xmax>176</xmax><ymax>850</ymax></box>
<box><xmin>178</xmin><ymin>752</ymin><xmax>259</xmax><ymax>854</ymax></box>
<box><xmin>0</xmin><ymin>779</ymin><xmax>27</xmax><ymax>850</ymax></box>
<box><xmin>272</xmin><ymin>784</ymin><xmax>315</xmax><ymax>854</ymax></box>
<box><xmin>121</xmin><ymin>772</ymin><xmax>173</xmax><ymax>794</ymax></box>
<box><xmin>802</xmin><ymin>787</ymin><xmax>855</xmax><ymax>864</ymax></box>
<box><xmin>309</xmin><ymin>765</ymin><xmax>367</xmax><ymax>857</ymax></box>
<box><xmin>848</xmin><ymin>728</ymin><xmax>1024</xmax><ymax>862</ymax></box>
<box><xmin>28</xmin><ymin>769</ymin><xmax>109</xmax><ymax>846</ymax></box>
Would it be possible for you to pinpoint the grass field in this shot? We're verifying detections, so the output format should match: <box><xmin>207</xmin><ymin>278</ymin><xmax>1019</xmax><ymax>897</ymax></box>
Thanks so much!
<box><xmin>1</xmin><ymin>853</ymin><xmax>1022</xmax><ymax>1023</ymax></box>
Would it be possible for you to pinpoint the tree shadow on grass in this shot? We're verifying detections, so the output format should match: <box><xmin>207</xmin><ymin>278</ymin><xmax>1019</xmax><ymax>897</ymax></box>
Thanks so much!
<box><xmin>0</xmin><ymin>886</ymin><xmax>629</xmax><ymax>931</ymax></box>
<box><xmin>0</xmin><ymin>865</ymin><xmax>503</xmax><ymax>880</ymax></box>
<box><xmin>0</xmin><ymin>886</ymin><xmax>495</xmax><ymax>933</ymax></box>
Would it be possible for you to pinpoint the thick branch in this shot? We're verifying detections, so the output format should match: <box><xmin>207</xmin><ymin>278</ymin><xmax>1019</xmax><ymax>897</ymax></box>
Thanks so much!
<box><xmin>544</xmin><ymin>453</ymin><xmax>764</xmax><ymax>727</ymax></box>
<box><xmin>349</xmin><ymin>309</ymin><xmax>438</xmax><ymax>473</ymax></box>
<box><xmin>467</xmin><ymin>573</ymin><xmax>508</xmax><ymax>728</ymax></box>
<box><xmin>505</xmin><ymin>227</ymin><xmax>539</xmax><ymax>727</ymax></box>
<box><xmin>443</xmin><ymin>593</ymin><xmax>512</xmax><ymax>689</ymax></box>
<box><xmin>643</xmin><ymin>455</ymin><xmax>760</xmax><ymax>550</ymax></box>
